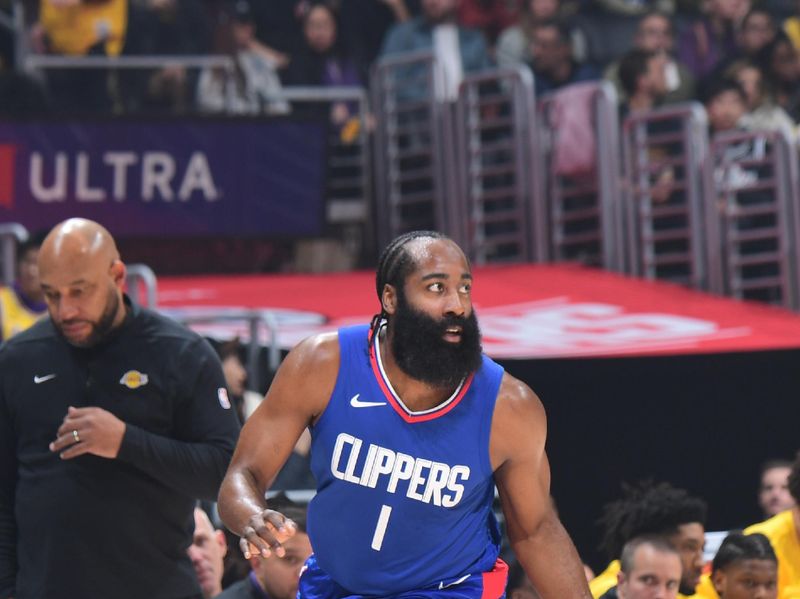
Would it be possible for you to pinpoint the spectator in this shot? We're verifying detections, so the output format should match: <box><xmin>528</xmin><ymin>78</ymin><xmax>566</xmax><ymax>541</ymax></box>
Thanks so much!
<box><xmin>189</xmin><ymin>507</ymin><xmax>228</xmax><ymax>599</ymax></box>
<box><xmin>339</xmin><ymin>0</ymin><xmax>418</xmax><ymax>69</ymax></box>
<box><xmin>710</xmin><ymin>532</ymin><xmax>778</xmax><ymax>599</ymax></box>
<box><xmin>32</xmin><ymin>0</ymin><xmax>127</xmax><ymax>113</ymax></box>
<box><xmin>197</xmin><ymin>0</ymin><xmax>289</xmax><ymax>116</ymax></box>
<box><xmin>457</xmin><ymin>0</ymin><xmax>522</xmax><ymax>44</ymax></box>
<box><xmin>755</xmin><ymin>32</ymin><xmax>800</xmax><ymax>122</ymax></box>
<box><xmin>604</xmin><ymin>12</ymin><xmax>694</xmax><ymax>104</ymax></box>
<box><xmin>605</xmin><ymin>536</ymin><xmax>682</xmax><ymax>599</ymax></box>
<box><xmin>710</xmin><ymin>8</ymin><xmax>778</xmax><ymax>81</ymax></box>
<box><xmin>284</xmin><ymin>2</ymin><xmax>363</xmax><ymax>128</ymax></box>
<box><xmin>595</xmin><ymin>0</ymin><xmax>674</xmax><ymax>18</ymax></box>
<box><xmin>590</xmin><ymin>481</ymin><xmax>707</xmax><ymax>599</ymax></box>
<box><xmin>381</xmin><ymin>0</ymin><xmax>493</xmax><ymax>100</ymax></box>
<box><xmin>678</xmin><ymin>0</ymin><xmax>746</xmax><ymax>79</ymax></box>
<box><xmin>35</xmin><ymin>0</ymin><xmax>127</xmax><ymax>57</ymax></box>
<box><xmin>247</xmin><ymin>0</ymin><xmax>305</xmax><ymax>67</ymax></box>
<box><xmin>216</xmin><ymin>494</ymin><xmax>312</xmax><ymax>599</ymax></box>
<box><xmin>530</xmin><ymin>19</ymin><xmax>598</xmax><ymax>94</ymax></box>
<box><xmin>0</xmin><ymin>233</ymin><xmax>47</xmax><ymax>342</ymax></box>
<box><xmin>617</xmin><ymin>48</ymin><xmax>669</xmax><ymax>118</ymax></box>
<box><xmin>496</xmin><ymin>0</ymin><xmax>563</xmax><ymax>69</ymax></box>
<box><xmin>738</xmin><ymin>9</ymin><xmax>778</xmax><ymax>59</ymax></box>
<box><xmin>785</xmin><ymin>0</ymin><xmax>800</xmax><ymax>51</ymax></box>
<box><xmin>0</xmin><ymin>218</ymin><xmax>241</xmax><ymax>599</ymax></box>
<box><xmin>744</xmin><ymin>450</ymin><xmax>800</xmax><ymax>599</ymax></box>
<box><xmin>726</xmin><ymin>61</ymin><xmax>795</xmax><ymax>133</ymax></box>
<box><xmin>703</xmin><ymin>77</ymin><xmax>748</xmax><ymax>133</ymax></box>
<box><xmin>757</xmin><ymin>459</ymin><xmax>796</xmax><ymax>519</ymax></box>
<box><xmin>212</xmin><ymin>337</ymin><xmax>263</xmax><ymax>423</ymax></box>
<box><xmin>121</xmin><ymin>0</ymin><xmax>213</xmax><ymax>114</ymax></box>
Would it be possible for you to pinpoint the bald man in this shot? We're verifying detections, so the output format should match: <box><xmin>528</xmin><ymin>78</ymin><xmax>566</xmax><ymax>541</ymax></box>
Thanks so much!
<box><xmin>0</xmin><ymin>218</ymin><xmax>241</xmax><ymax>599</ymax></box>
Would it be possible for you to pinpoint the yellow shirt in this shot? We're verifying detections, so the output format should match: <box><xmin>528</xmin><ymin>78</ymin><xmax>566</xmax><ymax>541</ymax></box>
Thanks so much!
<box><xmin>785</xmin><ymin>18</ymin><xmax>800</xmax><ymax>51</ymax></box>
<box><xmin>692</xmin><ymin>573</ymin><xmax>718</xmax><ymax>599</ymax></box>
<box><xmin>746</xmin><ymin>510</ymin><xmax>800</xmax><ymax>599</ymax></box>
<box><xmin>0</xmin><ymin>287</ymin><xmax>46</xmax><ymax>341</ymax></box>
<box><xmin>589</xmin><ymin>559</ymin><xmax>705</xmax><ymax>599</ymax></box>
<box><xmin>40</xmin><ymin>0</ymin><xmax>127</xmax><ymax>56</ymax></box>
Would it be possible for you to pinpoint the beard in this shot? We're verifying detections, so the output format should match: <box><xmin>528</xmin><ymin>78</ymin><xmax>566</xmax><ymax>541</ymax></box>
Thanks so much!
<box><xmin>679</xmin><ymin>579</ymin><xmax>698</xmax><ymax>596</ymax></box>
<box><xmin>55</xmin><ymin>287</ymin><xmax>121</xmax><ymax>348</ymax></box>
<box><xmin>389</xmin><ymin>290</ymin><xmax>483</xmax><ymax>388</ymax></box>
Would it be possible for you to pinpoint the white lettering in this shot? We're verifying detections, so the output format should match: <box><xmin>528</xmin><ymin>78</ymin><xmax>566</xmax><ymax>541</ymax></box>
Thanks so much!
<box><xmin>30</xmin><ymin>152</ymin><xmax>67</xmax><ymax>202</ymax></box>
<box><xmin>331</xmin><ymin>433</ymin><xmax>355</xmax><ymax>480</ymax></box>
<box><xmin>367</xmin><ymin>447</ymin><xmax>396</xmax><ymax>489</ymax></box>
<box><xmin>406</xmin><ymin>458</ymin><xmax>433</xmax><ymax>501</ymax></box>
<box><xmin>358</xmin><ymin>444</ymin><xmax>379</xmax><ymax>486</ymax></box>
<box><xmin>103</xmin><ymin>152</ymin><xmax>138</xmax><ymax>201</ymax></box>
<box><xmin>422</xmin><ymin>462</ymin><xmax>451</xmax><ymax>507</ymax></box>
<box><xmin>343</xmin><ymin>436</ymin><xmax>363</xmax><ymax>484</ymax></box>
<box><xmin>330</xmin><ymin>433</ymin><xmax>472</xmax><ymax>508</ymax></box>
<box><xmin>75</xmin><ymin>152</ymin><xmax>105</xmax><ymax>202</ymax></box>
<box><xmin>178</xmin><ymin>152</ymin><xmax>219</xmax><ymax>201</ymax></box>
<box><xmin>442</xmin><ymin>465</ymin><xmax>470</xmax><ymax>507</ymax></box>
<box><xmin>142</xmin><ymin>152</ymin><xmax>175</xmax><ymax>201</ymax></box>
<box><xmin>386</xmin><ymin>452</ymin><xmax>415</xmax><ymax>494</ymax></box>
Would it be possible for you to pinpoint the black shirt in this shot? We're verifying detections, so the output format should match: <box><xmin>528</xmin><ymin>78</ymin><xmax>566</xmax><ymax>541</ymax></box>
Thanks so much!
<box><xmin>0</xmin><ymin>298</ymin><xmax>241</xmax><ymax>599</ymax></box>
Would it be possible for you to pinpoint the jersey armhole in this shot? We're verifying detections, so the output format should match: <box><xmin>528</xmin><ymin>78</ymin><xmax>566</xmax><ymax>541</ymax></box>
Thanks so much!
<box><xmin>310</xmin><ymin>328</ymin><xmax>360</xmax><ymax>436</ymax></box>
<box><xmin>481</xmin><ymin>360</ymin><xmax>504</xmax><ymax>478</ymax></box>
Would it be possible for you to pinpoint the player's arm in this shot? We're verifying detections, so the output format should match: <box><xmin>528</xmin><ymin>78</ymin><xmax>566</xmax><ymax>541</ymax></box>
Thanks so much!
<box><xmin>217</xmin><ymin>332</ymin><xmax>339</xmax><ymax>558</ymax></box>
<box><xmin>491</xmin><ymin>374</ymin><xmax>592</xmax><ymax>599</ymax></box>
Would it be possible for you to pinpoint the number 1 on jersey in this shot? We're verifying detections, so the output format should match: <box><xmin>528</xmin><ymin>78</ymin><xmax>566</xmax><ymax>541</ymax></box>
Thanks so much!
<box><xmin>371</xmin><ymin>504</ymin><xmax>392</xmax><ymax>551</ymax></box>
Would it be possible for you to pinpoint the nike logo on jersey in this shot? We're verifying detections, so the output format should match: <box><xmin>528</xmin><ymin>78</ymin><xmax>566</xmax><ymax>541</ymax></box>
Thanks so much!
<box><xmin>439</xmin><ymin>575</ymin><xmax>470</xmax><ymax>590</ymax></box>
<box><xmin>33</xmin><ymin>374</ymin><xmax>56</xmax><ymax>384</ymax></box>
<box><xmin>349</xmin><ymin>394</ymin><xmax>386</xmax><ymax>408</ymax></box>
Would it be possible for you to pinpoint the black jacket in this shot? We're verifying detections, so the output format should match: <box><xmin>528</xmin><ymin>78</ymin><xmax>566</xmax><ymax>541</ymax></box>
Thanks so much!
<box><xmin>0</xmin><ymin>298</ymin><xmax>241</xmax><ymax>599</ymax></box>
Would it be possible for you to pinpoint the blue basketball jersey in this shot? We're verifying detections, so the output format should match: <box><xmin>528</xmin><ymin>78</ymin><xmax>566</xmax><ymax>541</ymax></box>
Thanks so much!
<box><xmin>306</xmin><ymin>324</ymin><xmax>504</xmax><ymax>596</ymax></box>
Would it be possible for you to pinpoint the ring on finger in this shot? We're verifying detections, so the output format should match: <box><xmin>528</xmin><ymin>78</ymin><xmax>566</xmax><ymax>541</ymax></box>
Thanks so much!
<box><xmin>72</xmin><ymin>429</ymin><xmax>80</xmax><ymax>443</ymax></box>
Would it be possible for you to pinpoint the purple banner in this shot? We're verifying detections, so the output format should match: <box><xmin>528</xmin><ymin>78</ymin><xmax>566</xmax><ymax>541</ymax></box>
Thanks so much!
<box><xmin>0</xmin><ymin>119</ymin><xmax>327</xmax><ymax>236</ymax></box>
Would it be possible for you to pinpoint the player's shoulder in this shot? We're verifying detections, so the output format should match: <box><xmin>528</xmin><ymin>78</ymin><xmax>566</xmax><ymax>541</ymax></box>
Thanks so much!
<box><xmin>495</xmin><ymin>371</ymin><xmax>545</xmax><ymax>419</ymax></box>
<box><xmin>493</xmin><ymin>372</ymin><xmax>546</xmax><ymax>429</ymax></box>
<box><xmin>280</xmin><ymin>330</ymin><xmax>341</xmax><ymax>376</ymax></box>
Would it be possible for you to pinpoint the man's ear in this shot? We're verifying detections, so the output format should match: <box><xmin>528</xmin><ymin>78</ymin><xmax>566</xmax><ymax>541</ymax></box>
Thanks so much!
<box><xmin>110</xmin><ymin>259</ymin><xmax>126</xmax><ymax>288</ymax></box>
<box><xmin>382</xmin><ymin>284</ymin><xmax>398</xmax><ymax>315</ymax></box>
<box><xmin>712</xmin><ymin>570</ymin><xmax>726</xmax><ymax>595</ymax></box>
<box><xmin>214</xmin><ymin>529</ymin><xmax>227</xmax><ymax>557</ymax></box>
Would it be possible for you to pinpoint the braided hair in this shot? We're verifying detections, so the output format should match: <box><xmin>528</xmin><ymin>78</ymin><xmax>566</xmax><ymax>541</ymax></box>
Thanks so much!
<box><xmin>369</xmin><ymin>230</ymin><xmax>448</xmax><ymax>346</ymax></box>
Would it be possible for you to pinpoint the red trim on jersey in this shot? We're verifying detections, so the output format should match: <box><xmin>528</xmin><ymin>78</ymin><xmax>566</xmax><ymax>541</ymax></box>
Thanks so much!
<box><xmin>482</xmin><ymin>558</ymin><xmax>509</xmax><ymax>599</ymax></box>
<box><xmin>369</xmin><ymin>339</ymin><xmax>474</xmax><ymax>423</ymax></box>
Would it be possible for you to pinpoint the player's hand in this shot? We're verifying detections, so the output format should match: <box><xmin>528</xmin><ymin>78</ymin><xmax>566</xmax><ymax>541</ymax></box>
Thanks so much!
<box><xmin>49</xmin><ymin>406</ymin><xmax>126</xmax><ymax>459</ymax></box>
<box><xmin>239</xmin><ymin>509</ymin><xmax>297</xmax><ymax>559</ymax></box>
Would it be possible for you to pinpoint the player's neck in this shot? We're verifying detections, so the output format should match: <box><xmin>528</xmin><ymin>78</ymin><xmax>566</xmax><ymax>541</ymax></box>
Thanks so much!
<box><xmin>378</xmin><ymin>328</ymin><xmax>460</xmax><ymax>411</ymax></box>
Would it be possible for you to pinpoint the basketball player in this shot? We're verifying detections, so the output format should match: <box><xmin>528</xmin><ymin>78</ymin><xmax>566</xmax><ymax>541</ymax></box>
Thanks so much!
<box><xmin>218</xmin><ymin>231</ymin><xmax>592</xmax><ymax>598</ymax></box>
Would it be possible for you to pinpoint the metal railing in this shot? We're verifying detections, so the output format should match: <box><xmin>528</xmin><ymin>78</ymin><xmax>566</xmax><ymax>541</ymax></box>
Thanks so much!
<box><xmin>621</xmin><ymin>102</ymin><xmax>709</xmax><ymax>288</ymax></box>
<box><xmin>164</xmin><ymin>307</ymin><xmax>281</xmax><ymax>393</ymax></box>
<box><xmin>536</xmin><ymin>81</ymin><xmax>621</xmax><ymax>269</ymax></box>
<box><xmin>454</xmin><ymin>67</ymin><xmax>541</xmax><ymax>263</ymax></box>
<box><xmin>277</xmin><ymin>86</ymin><xmax>372</xmax><ymax>245</ymax></box>
<box><xmin>0</xmin><ymin>223</ymin><xmax>29</xmax><ymax>285</ymax></box>
<box><xmin>705</xmin><ymin>128</ymin><xmax>800</xmax><ymax>308</ymax></box>
<box><xmin>371</xmin><ymin>52</ymin><xmax>452</xmax><ymax>250</ymax></box>
<box><xmin>125</xmin><ymin>263</ymin><xmax>158</xmax><ymax>309</ymax></box>
<box><xmin>25</xmin><ymin>54</ymin><xmax>235</xmax><ymax>70</ymax></box>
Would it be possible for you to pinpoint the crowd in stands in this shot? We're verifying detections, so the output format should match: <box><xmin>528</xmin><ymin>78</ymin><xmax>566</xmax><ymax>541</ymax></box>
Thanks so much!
<box><xmin>0</xmin><ymin>0</ymin><xmax>796</xmax><ymax>136</ymax></box>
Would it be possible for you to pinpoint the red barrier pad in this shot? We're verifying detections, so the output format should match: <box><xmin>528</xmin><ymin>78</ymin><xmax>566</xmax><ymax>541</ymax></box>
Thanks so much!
<box><xmin>156</xmin><ymin>263</ymin><xmax>800</xmax><ymax>358</ymax></box>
